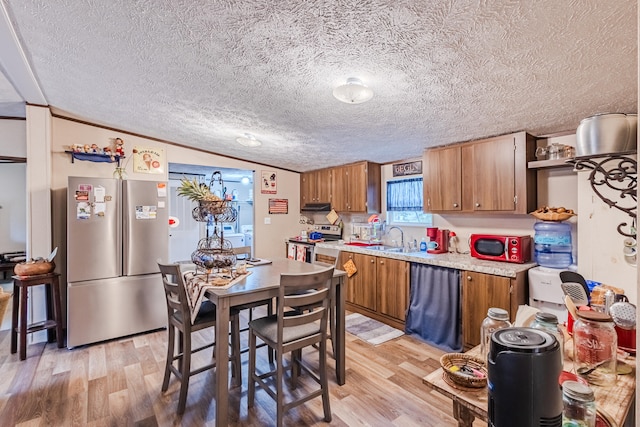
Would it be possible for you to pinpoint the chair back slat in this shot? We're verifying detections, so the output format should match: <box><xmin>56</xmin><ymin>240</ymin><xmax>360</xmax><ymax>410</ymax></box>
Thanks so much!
<box><xmin>284</xmin><ymin>288</ymin><xmax>329</xmax><ymax>308</ymax></box>
<box><xmin>283</xmin><ymin>307</ymin><xmax>326</xmax><ymax>329</ymax></box>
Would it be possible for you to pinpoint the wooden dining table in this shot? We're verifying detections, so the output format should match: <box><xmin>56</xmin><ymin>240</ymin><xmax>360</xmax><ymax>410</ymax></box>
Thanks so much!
<box><xmin>204</xmin><ymin>258</ymin><xmax>346</xmax><ymax>427</ymax></box>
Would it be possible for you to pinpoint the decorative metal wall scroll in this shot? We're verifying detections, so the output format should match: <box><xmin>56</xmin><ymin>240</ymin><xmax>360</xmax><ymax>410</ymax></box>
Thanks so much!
<box><xmin>574</xmin><ymin>154</ymin><xmax>637</xmax><ymax>237</ymax></box>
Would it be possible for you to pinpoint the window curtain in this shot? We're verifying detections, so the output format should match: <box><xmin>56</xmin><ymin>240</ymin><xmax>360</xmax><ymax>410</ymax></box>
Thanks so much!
<box><xmin>386</xmin><ymin>178</ymin><xmax>423</xmax><ymax>211</ymax></box>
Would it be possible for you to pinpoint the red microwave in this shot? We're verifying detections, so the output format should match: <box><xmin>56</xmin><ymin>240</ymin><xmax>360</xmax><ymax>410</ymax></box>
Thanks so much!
<box><xmin>469</xmin><ymin>234</ymin><xmax>532</xmax><ymax>263</ymax></box>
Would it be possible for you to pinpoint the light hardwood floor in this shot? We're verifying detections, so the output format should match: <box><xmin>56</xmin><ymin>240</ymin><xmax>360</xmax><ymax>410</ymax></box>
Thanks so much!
<box><xmin>0</xmin><ymin>312</ymin><xmax>485</xmax><ymax>426</ymax></box>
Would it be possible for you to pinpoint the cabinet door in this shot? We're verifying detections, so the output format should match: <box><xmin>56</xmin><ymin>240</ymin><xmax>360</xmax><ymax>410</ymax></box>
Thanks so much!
<box><xmin>462</xmin><ymin>271</ymin><xmax>511</xmax><ymax>349</ymax></box>
<box><xmin>340</xmin><ymin>251</ymin><xmax>376</xmax><ymax>310</ymax></box>
<box><xmin>423</xmin><ymin>145</ymin><xmax>462</xmax><ymax>211</ymax></box>
<box><xmin>331</xmin><ymin>165</ymin><xmax>349</xmax><ymax>212</ymax></box>
<box><xmin>316</xmin><ymin>168</ymin><xmax>332</xmax><ymax>203</ymax></box>
<box><xmin>346</xmin><ymin>163</ymin><xmax>367</xmax><ymax>212</ymax></box>
<box><xmin>471</xmin><ymin>135</ymin><xmax>516</xmax><ymax>211</ymax></box>
<box><xmin>377</xmin><ymin>257</ymin><xmax>409</xmax><ymax>321</ymax></box>
<box><xmin>300</xmin><ymin>171</ymin><xmax>315</xmax><ymax>204</ymax></box>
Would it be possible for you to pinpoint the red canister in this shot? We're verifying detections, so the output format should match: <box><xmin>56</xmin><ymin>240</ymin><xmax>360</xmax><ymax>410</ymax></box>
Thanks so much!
<box><xmin>615</xmin><ymin>326</ymin><xmax>636</xmax><ymax>352</ymax></box>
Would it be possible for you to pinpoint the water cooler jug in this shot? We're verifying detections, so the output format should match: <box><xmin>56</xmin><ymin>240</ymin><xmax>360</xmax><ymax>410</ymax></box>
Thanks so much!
<box><xmin>534</xmin><ymin>221</ymin><xmax>573</xmax><ymax>268</ymax></box>
<box><xmin>488</xmin><ymin>327</ymin><xmax>562</xmax><ymax>427</ymax></box>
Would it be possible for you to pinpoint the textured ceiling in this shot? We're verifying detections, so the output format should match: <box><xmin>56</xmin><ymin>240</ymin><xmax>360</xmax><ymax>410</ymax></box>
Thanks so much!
<box><xmin>0</xmin><ymin>0</ymin><xmax>637</xmax><ymax>172</ymax></box>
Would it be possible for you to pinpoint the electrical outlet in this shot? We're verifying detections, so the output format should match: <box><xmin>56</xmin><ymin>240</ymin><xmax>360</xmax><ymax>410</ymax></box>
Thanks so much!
<box><xmin>264</xmin><ymin>217</ymin><xmax>271</xmax><ymax>225</ymax></box>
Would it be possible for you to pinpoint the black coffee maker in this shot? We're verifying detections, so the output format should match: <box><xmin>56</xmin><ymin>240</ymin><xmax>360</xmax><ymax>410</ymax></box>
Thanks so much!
<box><xmin>488</xmin><ymin>327</ymin><xmax>562</xmax><ymax>427</ymax></box>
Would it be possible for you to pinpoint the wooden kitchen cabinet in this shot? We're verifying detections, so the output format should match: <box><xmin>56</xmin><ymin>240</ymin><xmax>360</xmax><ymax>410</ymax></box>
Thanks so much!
<box><xmin>423</xmin><ymin>131</ymin><xmax>537</xmax><ymax>214</ymax></box>
<box><xmin>300</xmin><ymin>168</ymin><xmax>332</xmax><ymax>205</ymax></box>
<box><xmin>377</xmin><ymin>257</ymin><xmax>409</xmax><ymax>323</ymax></box>
<box><xmin>423</xmin><ymin>145</ymin><xmax>462</xmax><ymax>211</ymax></box>
<box><xmin>461</xmin><ymin>270</ymin><xmax>528</xmax><ymax>351</ymax></box>
<box><xmin>340</xmin><ymin>251</ymin><xmax>377</xmax><ymax>312</ymax></box>
<box><xmin>339</xmin><ymin>251</ymin><xmax>409</xmax><ymax>330</ymax></box>
<box><xmin>331</xmin><ymin>161</ymin><xmax>381</xmax><ymax>213</ymax></box>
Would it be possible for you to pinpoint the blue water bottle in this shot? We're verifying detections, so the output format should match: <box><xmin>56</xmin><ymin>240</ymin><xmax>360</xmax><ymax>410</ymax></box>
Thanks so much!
<box><xmin>534</xmin><ymin>221</ymin><xmax>573</xmax><ymax>268</ymax></box>
<box><xmin>420</xmin><ymin>238</ymin><xmax>427</xmax><ymax>252</ymax></box>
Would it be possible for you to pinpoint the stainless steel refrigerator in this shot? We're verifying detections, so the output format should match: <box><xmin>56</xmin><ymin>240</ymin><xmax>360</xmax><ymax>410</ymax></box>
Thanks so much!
<box><xmin>67</xmin><ymin>177</ymin><xmax>168</xmax><ymax>348</ymax></box>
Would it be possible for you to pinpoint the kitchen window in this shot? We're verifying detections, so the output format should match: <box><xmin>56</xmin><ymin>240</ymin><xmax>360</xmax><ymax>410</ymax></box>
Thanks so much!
<box><xmin>386</xmin><ymin>177</ymin><xmax>432</xmax><ymax>225</ymax></box>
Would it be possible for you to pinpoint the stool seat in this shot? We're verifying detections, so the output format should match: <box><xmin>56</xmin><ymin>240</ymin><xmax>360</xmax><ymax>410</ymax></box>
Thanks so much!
<box><xmin>11</xmin><ymin>273</ymin><xmax>64</xmax><ymax>360</ymax></box>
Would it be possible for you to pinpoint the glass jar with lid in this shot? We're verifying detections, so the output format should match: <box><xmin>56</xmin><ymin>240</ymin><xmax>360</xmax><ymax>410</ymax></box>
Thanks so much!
<box><xmin>573</xmin><ymin>310</ymin><xmax>617</xmax><ymax>386</ymax></box>
<box><xmin>480</xmin><ymin>307</ymin><xmax>511</xmax><ymax>363</ymax></box>
<box><xmin>562</xmin><ymin>380</ymin><xmax>596</xmax><ymax>427</ymax></box>
<box><xmin>531</xmin><ymin>312</ymin><xmax>565</xmax><ymax>364</ymax></box>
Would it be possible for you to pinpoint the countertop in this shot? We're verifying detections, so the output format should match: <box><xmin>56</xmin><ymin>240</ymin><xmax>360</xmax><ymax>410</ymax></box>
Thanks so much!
<box><xmin>315</xmin><ymin>242</ymin><xmax>537</xmax><ymax>278</ymax></box>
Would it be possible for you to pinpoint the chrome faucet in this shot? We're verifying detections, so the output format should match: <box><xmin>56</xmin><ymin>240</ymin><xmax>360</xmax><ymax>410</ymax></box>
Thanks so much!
<box><xmin>387</xmin><ymin>226</ymin><xmax>404</xmax><ymax>249</ymax></box>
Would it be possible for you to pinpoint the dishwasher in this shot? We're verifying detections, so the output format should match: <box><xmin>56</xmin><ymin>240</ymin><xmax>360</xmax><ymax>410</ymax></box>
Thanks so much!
<box><xmin>405</xmin><ymin>263</ymin><xmax>462</xmax><ymax>352</ymax></box>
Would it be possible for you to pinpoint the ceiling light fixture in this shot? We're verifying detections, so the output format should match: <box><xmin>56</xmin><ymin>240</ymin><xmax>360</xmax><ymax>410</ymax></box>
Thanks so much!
<box><xmin>240</xmin><ymin>176</ymin><xmax>250</xmax><ymax>185</ymax></box>
<box><xmin>236</xmin><ymin>133</ymin><xmax>262</xmax><ymax>147</ymax></box>
<box><xmin>332</xmin><ymin>77</ymin><xmax>374</xmax><ymax>104</ymax></box>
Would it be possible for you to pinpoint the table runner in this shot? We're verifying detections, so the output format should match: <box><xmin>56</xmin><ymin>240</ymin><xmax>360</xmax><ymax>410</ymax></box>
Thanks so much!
<box><xmin>183</xmin><ymin>271</ymin><xmax>251</xmax><ymax>324</ymax></box>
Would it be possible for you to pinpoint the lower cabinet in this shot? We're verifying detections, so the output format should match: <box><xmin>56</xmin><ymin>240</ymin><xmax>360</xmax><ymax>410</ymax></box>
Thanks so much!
<box><xmin>461</xmin><ymin>270</ymin><xmax>527</xmax><ymax>351</ymax></box>
<box><xmin>339</xmin><ymin>251</ymin><xmax>409</xmax><ymax>330</ymax></box>
<box><xmin>377</xmin><ymin>257</ymin><xmax>409</xmax><ymax>322</ymax></box>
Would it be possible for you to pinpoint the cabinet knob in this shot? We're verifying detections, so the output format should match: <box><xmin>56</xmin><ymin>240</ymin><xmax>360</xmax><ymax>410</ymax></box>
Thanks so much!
<box><xmin>467</xmin><ymin>276</ymin><xmax>472</xmax><ymax>281</ymax></box>
<box><xmin>475</xmin><ymin>203</ymin><xmax>481</xmax><ymax>208</ymax></box>
<box><xmin>380</xmin><ymin>260</ymin><xmax>384</xmax><ymax>264</ymax></box>
<box><xmin>370</xmin><ymin>259</ymin><xmax>375</xmax><ymax>263</ymax></box>
<box><xmin>453</xmin><ymin>203</ymin><xmax>459</xmax><ymax>208</ymax></box>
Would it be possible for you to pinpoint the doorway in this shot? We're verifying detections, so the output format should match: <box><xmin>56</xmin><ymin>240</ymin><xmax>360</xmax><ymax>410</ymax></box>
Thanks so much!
<box><xmin>0</xmin><ymin>161</ymin><xmax>26</xmax><ymax>330</ymax></box>
<box><xmin>168</xmin><ymin>164</ymin><xmax>254</xmax><ymax>263</ymax></box>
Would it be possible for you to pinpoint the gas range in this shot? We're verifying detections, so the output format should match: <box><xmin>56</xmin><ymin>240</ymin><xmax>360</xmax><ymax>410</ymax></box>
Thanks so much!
<box><xmin>289</xmin><ymin>224</ymin><xmax>342</xmax><ymax>245</ymax></box>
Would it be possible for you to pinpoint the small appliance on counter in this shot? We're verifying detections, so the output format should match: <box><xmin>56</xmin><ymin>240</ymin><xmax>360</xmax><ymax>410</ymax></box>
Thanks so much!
<box><xmin>470</xmin><ymin>234</ymin><xmax>532</xmax><ymax>263</ymax></box>
<box><xmin>426</xmin><ymin>227</ymin><xmax>449</xmax><ymax>254</ymax></box>
<box><xmin>488</xmin><ymin>327</ymin><xmax>562</xmax><ymax>427</ymax></box>
<box><xmin>528</xmin><ymin>266</ymin><xmax>568</xmax><ymax>324</ymax></box>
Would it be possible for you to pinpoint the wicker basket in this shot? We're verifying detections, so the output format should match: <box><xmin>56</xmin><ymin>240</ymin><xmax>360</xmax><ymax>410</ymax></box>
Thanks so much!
<box><xmin>530</xmin><ymin>211</ymin><xmax>576</xmax><ymax>222</ymax></box>
<box><xmin>14</xmin><ymin>261</ymin><xmax>55</xmax><ymax>276</ymax></box>
<box><xmin>440</xmin><ymin>353</ymin><xmax>487</xmax><ymax>388</ymax></box>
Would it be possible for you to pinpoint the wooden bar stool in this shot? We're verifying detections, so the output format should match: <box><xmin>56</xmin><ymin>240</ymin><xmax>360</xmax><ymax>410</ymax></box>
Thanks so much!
<box><xmin>11</xmin><ymin>272</ymin><xmax>64</xmax><ymax>360</ymax></box>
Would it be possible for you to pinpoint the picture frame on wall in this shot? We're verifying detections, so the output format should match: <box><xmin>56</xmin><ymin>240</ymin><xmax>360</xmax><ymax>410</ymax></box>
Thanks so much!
<box><xmin>268</xmin><ymin>198</ymin><xmax>288</xmax><ymax>214</ymax></box>
<box><xmin>261</xmin><ymin>170</ymin><xmax>277</xmax><ymax>194</ymax></box>
<box><xmin>133</xmin><ymin>146</ymin><xmax>165</xmax><ymax>174</ymax></box>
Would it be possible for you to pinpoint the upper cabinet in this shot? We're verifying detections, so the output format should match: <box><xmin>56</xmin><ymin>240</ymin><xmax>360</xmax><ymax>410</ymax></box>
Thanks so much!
<box><xmin>423</xmin><ymin>131</ymin><xmax>537</xmax><ymax>214</ymax></box>
<box><xmin>423</xmin><ymin>145</ymin><xmax>462</xmax><ymax>211</ymax></box>
<box><xmin>300</xmin><ymin>169</ymin><xmax>332</xmax><ymax>205</ymax></box>
<box><xmin>331</xmin><ymin>161</ymin><xmax>381</xmax><ymax>213</ymax></box>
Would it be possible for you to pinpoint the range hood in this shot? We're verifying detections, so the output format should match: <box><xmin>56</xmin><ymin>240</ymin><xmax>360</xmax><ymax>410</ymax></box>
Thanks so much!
<box><xmin>300</xmin><ymin>202</ymin><xmax>332</xmax><ymax>212</ymax></box>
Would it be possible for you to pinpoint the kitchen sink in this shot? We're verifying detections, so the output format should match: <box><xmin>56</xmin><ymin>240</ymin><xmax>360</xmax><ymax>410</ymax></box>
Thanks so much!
<box><xmin>367</xmin><ymin>245</ymin><xmax>406</xmax><ymax>253</ymax></box>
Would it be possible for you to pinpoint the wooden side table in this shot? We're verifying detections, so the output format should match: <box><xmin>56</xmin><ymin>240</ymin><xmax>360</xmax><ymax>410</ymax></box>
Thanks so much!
<box><xmin>11</xmin><ymin>273</ymin><xmax>64</xmax><ymax>360</ymax></box>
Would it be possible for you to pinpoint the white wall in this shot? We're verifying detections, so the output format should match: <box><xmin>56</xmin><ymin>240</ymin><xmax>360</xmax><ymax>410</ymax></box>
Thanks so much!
<box><xmin>0</xmin><ymin>119</ymin><xmax>27</xmax><ymax>253</ymax></box>
<box><xmin>50</xmin><ymin>116</ymin><xmax>300</xmax><ymax>266</ymax></box>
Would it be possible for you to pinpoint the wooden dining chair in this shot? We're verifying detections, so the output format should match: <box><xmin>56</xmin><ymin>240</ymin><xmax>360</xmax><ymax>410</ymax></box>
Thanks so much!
<box><xmin>248</xmin><ymin>267</ymin><xmax>334</xmax><ymax>426</ymax></box>
<box><xmin>312</xmin><ymin>246</ymin><xmax>339</xmax><ymax>357</ymax></box>
<box><xmin>158</xmin><ymin>261</ymin><xmax>242</xmax><ymax>415</ymax></box>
